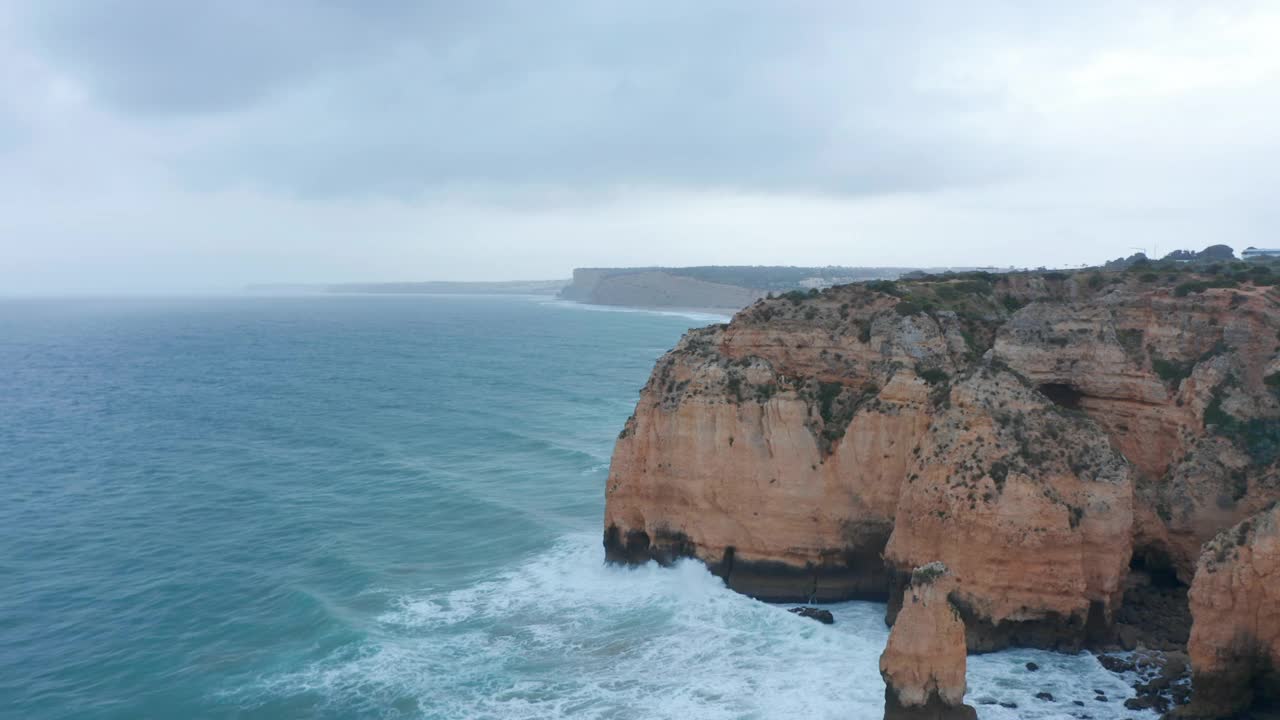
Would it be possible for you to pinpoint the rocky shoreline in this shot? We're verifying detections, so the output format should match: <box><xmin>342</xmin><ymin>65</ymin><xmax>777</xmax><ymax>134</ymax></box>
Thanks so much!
<box><xmin>603</xmin><ymin>267</ymin><xmax>1280</xmax><ymax>718</ymax></box>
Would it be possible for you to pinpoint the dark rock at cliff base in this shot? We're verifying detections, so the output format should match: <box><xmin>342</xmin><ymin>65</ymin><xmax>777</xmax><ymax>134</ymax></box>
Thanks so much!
<box><xmin>1096</xmin><ymin>649</ymin><xmax>1191</xmax><ymax>716</ymax></box>
<box><xmin>1026</xmin><ymin>661</ymin><xmax>1039</xmax><ymax>671</ymax></box>
<box><xmin>1097</xmin><ymin>654</ymin><xmax>1136</xmax><ymax>673</ymax></box>
<box><xmin>883</xmin><ymin>691</ymin><xmax>978</xmax><ymax>720</ymax></box>
<box><xmin>788</xmin><ymin>606</ymin><xmax>834</xmax><ymax>624</ymax></box>
<box><xmin>1113</xmin><ymin>573</ymin><xmax>1191</xmax><ymax>651</ymax></box>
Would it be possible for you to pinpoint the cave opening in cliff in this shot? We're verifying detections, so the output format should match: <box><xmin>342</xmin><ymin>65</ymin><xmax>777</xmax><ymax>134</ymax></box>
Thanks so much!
<box><xmin>1130</xmin><ymin>547</ymin><xmax>1183</xmax><ymax>589</ymax></box>
<box><xmin>1037</xmin><ymin>382</ymin><xmax>1084</xmax><ymax>410</ymax></box>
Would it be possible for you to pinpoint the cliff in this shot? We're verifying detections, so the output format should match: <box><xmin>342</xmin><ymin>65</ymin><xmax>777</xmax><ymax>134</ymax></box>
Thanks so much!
<box><xmin>883</xmin><ymin>365</ymin><xmax>1133</xmax><ymax>651</ymax></box>
<box><xmin>880</xmin><ymin>563</ymin><xmax>976</xmax><ymax>720</ymax></box>
<box><xmin>561</xmin><ymin>268</ymin><xmax>766</xmax><ymax>310</ymax></box>
<box><xmin>604</xmin><ymin>268</ymin><xmax>1280</xmax><ymax>665</ymax></box>
<box><xmin>1183</xmin><ymin>502</ymin><xmax>1280</xmax><ymax>718</ymax></box>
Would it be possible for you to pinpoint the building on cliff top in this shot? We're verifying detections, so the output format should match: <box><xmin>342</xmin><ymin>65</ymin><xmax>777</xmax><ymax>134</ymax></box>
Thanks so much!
<box><xmin>1242</xmin><ymin>246</ymin><xmax>1280</xmax><ymax>260</ymax></box>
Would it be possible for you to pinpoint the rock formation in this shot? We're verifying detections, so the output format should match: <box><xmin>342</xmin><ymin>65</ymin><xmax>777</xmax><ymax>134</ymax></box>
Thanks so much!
<box><xmin>1183</xmin><ymin>502</ymin><xmax>1280</xmax><ymax>718</ymax></box>
<box><xmin>602</xmin><ymin>268</ymin><xmax>1280</xmax><ymax>710</ymax></box>
<box><xmin>880</xmin><ymin>562</ymin><xmax>977</xmax><ymax>720</ymax></box>
<box><xmin>883</xmin><ymin>366</ymin><xmax>1133</xmax><ymax>651</ymax></box>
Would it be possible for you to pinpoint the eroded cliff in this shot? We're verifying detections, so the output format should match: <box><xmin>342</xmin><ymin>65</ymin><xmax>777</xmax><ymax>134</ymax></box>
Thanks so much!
<box><xmin>1183</xmin><ymin>502</ymin><xmax>1280</xmax><ymax>718</ymax></box>
<box><xmin>604</xmin><ymin>269</ymin><xmax>1280</xmax><ymax>663</ymax></box>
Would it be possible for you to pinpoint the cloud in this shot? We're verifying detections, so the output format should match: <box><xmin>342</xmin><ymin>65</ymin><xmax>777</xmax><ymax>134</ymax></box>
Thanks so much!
<box><xmin>16</xmin><ymin>1</ymin><xmax>1035</xmax><ymax>197</ymax></box>
<box><xmin>1</xmin><ymin>1</ymin><xmax>1279</xmax><ymax>291</ymax></box>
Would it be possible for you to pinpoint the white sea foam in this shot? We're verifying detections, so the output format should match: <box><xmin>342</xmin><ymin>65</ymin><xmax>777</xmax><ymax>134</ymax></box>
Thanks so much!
<box><xmin>241</xmin><ymin>533</ymin><xmax>1158</xmax><ymax>719</ymax></box>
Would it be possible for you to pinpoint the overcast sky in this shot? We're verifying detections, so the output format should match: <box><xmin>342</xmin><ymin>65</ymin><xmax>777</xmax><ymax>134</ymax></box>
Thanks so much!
<box><xmin>2</xmin><ymin>1</ymin><xmax>1278</xmax><ymax>292</ymax></box>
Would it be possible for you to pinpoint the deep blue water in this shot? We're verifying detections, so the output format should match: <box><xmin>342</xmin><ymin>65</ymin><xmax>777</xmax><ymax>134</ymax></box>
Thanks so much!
<box><xmin>0</xmin><ymin>295</ymin><xmax>1149</xmax><ymax>719</ymax></box>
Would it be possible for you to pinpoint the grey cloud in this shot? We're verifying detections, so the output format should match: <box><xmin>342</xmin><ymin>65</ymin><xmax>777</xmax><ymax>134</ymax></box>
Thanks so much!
<box><xmin>24</xmin><ymin>0</ymin><xmax>440</xmax><ymax>113</ymax></box>
<box><xmin>20</xmin><ymin>1</ymin><xmax>1041</xmax><ymax>197</ymax></box>
<box><xmin>5</xmin><ymin>0</ymin><xmax>1280</xmax><ymax>294</ymax></box>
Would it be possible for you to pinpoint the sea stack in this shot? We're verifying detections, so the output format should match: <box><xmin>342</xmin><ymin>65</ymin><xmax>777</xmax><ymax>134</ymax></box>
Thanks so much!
<box><xmin>879</xmin><ymin>562</ymin><xmax>976</xmax><ymax>720</ymax></box>
<box><xmin>1183</xmin><ymin>502</ymin><xmax>1280</xmax><ymax>718</ymax></box>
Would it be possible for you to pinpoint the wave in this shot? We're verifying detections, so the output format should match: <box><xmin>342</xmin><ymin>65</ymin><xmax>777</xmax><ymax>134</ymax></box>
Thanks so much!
<box><xmin>232</xmin><ymin>533</ymin><xmax>1155</xmax><ymax>719</ymax></box>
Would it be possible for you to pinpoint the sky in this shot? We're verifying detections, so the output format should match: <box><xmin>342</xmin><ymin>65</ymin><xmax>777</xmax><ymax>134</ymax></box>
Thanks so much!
<box><xmin>1</xmin><ymin>1</ymin><xmax>1278</xmax><ymax>293</ymax></box>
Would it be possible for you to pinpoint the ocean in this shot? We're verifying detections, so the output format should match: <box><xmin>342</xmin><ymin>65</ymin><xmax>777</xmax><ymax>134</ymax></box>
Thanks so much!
<box><xmin>0</xmin><ymin>295</ymin><xmax>1152</xmax><ymax>719</ymax></box>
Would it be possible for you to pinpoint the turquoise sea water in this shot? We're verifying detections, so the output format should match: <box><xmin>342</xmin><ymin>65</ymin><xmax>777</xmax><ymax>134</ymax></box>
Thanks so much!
<box><xmin>1</xmin><ymin>295</ymin><xmax>1152</xmax><ymax>719</ymax></box>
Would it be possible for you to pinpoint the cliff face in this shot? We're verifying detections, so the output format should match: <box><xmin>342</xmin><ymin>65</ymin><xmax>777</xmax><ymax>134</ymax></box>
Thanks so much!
<box><xmin>883</xmin><ymin>367</ymin><xmax>1133</xmax><ymax>651</ymax></box>
<box><xmin>991</xmin><ymin>282</ymin><xmax>1280</xmax><ymax>583</ymax></box>
<box><xmin>1184</xmin><ymin>502</ymin><xmax>1280</xmax><ymax>718</ymax></box>
<box><xmin>880</xmin><ymin>563</ymin><xmax>976</xmax><ymax>720</ymax></box>
<box><xmin>559</xmin><ymin>268</ymin><xmax>765</xmax><ymax>309</ymax></box>
<box><xmin>579</xmin><ymin>270</ymin><xmax>765</xmax><ymax>309</ymax></box>
<box><xmin>603</xmin><ymin>271</ymin><xmax>1280</xmax><ymax>653</ymax></box>
<box><xmin>603</xmin><ymin>289</ymin><xmax>933</xmax><ymax>600</ymax></box>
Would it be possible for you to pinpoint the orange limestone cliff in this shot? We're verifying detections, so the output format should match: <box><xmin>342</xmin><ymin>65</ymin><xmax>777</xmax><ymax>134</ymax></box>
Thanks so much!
<box><xmin>1183</xmin><ymin>502</ymin><xmax>1280</xmax><ymax>718</ymax></box>
<box><xmin>603</xmin><ymin>269</ymin><xmax>1280</xmax><ymax>662</ymax></box>
<box><xmin>883</xmin><ymin>366</ymin><xmax>1133</xmax><ymax>652</ymax></box>
<box><xmin>879</xmin><ymin>562</ymin><xmax>976</xmax><ymax>720</ymax></box>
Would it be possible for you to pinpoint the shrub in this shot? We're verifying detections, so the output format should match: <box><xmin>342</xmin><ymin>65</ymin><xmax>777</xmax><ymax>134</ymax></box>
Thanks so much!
<box><xmin>989</xmin><ymin>461</ymin><xmax>1009</xmax><ymax>490</ymax></box>
<box><xmin>754</xmin><ymin>383</ymin><xmax>778</xmax><ymax>403</ymax></box>
<box><xmin>1152</xmin><ymin>357</ymin><xmax>1195</xmax><ymax>384</ymax></box>
<box><xmin>894</xmin><ymin>300</ymin><xmax>926</xmax><ymax>316</ymax></box>
<box><xmin>816</xmin><ymin>381</ymin><xmax>844</xmax><ymax>424</ymax></box>
<box><xmin>1175</xmin><ymin>278</ymin><xmax>1239</xmax><ymax>297</ymax></box>
<box><xmin>865</xmin><ymin>280</ymin><xmax>900</xmax><ymax>296</ymax></box>
<box><xmin>911</xmin><ymin>561</ymin><xmax>948</xmax><ymax>586</ymax></box>
<box><xmin>917</xmin><ymin>367</ymin><xmax>950</xmax><ymax>385</ymax></box>
<box><xmin>1116</xmin><ymin>328</ymin><xmax>1144</xmax><ymax>358</ymax></box>
<box><xmin>725</xmin><ymin>373</ymin><xmax>743</xmax><ymax>401</ymax></box>
<box><xmin>1204</xmin><ymin>381</ymin><xmax>1280</xmax><ymax>466</ymax></box>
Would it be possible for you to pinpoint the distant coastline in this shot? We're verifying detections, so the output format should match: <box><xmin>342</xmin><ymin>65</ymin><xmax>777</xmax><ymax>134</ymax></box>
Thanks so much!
<box><xmin>247</xmin><ymin>265</ymin><xmax>1012</xmax><ymax>312</ymax></box>
<box><xmin>556</xmin><ymin>265</ymin><xmax>1002</xmax><ymax>312</ymax></box>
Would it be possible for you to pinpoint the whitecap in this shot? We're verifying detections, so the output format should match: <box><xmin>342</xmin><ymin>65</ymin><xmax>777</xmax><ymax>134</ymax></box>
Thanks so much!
<box><xmin>237</xmin><ymin>533</ymin><xmax>1160</xmax><ymax>719</ymax></box>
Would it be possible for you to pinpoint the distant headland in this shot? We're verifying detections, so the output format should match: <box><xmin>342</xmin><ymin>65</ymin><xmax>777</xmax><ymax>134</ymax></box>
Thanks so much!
<box><xmin>557</xmin><ymin>266</ymin><xmax>999</xmax><ymax>310</ymax></box>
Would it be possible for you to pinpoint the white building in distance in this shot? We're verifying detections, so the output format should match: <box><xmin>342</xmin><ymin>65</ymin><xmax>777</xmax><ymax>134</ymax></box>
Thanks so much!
<box><xmin>1242</xmin><ymin>247</ymin><xmax>1280</xmax><ymax>260</ymax></box>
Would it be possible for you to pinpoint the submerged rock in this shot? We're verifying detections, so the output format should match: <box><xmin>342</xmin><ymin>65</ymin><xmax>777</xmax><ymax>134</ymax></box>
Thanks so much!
<box><xmin>787</xmin><ymin>606</ymin><xmax>834</xmax><ymax>624</ymax></box>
